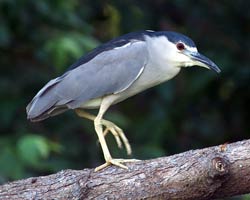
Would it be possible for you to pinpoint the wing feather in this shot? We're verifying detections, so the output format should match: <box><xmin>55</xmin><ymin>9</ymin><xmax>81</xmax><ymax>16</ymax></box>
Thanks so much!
<box><xmin>58</xmin><ymin>41</ymin><xmax>148</xmax><ymax>108</ymax></box>
<box><xmin>27</xmin><ymin>41</ymin><xmax>148</xmax><ymax>121</ymax></box>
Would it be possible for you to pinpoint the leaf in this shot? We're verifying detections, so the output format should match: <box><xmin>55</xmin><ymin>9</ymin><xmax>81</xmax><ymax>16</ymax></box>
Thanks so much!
<box><xmin>43</xmin><ymin>33</ymin><xmax>99</xmax><ymax>72</ymax></box>
<box><xmin>17</xmin><ymin>134</ymin><xmax>49</xmax><ymax>166</ymax></box>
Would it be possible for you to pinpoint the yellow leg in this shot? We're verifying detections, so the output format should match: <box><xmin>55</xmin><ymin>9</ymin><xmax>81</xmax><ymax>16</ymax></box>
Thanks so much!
<box><xmin>75</xmin><ymin>97</ymin><xmax>137</xmax><ymax>171</ymax></box>
<box><xmin>75</xmin><ymin>109</ymin><xmax>132</xmax><ymax>155</ymax></box>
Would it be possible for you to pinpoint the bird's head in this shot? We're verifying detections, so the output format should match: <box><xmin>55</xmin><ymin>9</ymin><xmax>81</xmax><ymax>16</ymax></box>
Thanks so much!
<box><xmin>146</xmin><ymin>31</ymin><xmax>221</xmax><ymax>73</ymax></box>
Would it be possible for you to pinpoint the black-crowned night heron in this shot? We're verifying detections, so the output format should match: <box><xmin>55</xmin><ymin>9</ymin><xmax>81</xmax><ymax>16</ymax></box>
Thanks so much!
<box><xmin>27</xmin><ymin>30</ymin><xmax>221</xmax><ymax>171</ymax></box>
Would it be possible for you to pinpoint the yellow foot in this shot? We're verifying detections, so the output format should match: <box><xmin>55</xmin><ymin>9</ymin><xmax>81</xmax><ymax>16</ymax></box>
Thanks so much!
<box><xmin>102</xmin><ymin>120</ymin><xmax>132</xmax><ymax>155</ymax></box>
<box><xmin>94</xmin><ymin>158</ymin><xmax>139</xmax><ymax>172</ymax></box>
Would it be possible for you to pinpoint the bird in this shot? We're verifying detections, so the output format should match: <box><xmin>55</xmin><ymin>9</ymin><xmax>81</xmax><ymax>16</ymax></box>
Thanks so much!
<box><xmin>26</xmin><ymin>30</ymin><xmax>221</xmax><ymax>171</ymax></box>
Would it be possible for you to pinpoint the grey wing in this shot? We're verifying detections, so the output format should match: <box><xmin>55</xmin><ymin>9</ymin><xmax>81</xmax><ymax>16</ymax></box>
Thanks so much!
<box><xmin>27</xmin><ymin>41</ymin><xmax>148</xmax><ymax>121</ymax></box>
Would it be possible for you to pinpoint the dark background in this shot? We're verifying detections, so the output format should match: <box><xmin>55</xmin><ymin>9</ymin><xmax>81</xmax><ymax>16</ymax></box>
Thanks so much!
<box><xmin>0</xmin><ymin>1</ymin><xmax>249</xmax><ymax>199</ymax></box>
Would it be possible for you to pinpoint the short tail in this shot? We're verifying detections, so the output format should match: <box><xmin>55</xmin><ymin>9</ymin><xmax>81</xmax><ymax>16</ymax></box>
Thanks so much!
<box><xmin>27</xmin><ymin>102</ymin><xmax>68</xmax><ymax>122</ymax></box>
<box><xmin>26</xmin><ymin>77</ymin><xmax>68</xmax><ymax>122</ymax></box>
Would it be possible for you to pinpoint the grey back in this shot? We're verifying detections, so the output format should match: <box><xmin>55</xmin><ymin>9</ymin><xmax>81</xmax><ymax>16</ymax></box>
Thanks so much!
<box><xmin>27</xmin><ymin>40</ymin><xmax>148</xmax><ymax>121</ymax></box>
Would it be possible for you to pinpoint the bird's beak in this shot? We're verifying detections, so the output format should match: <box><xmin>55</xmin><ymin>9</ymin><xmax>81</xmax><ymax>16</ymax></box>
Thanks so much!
<box><xmin>183</xmin><ymin>50</ymin><xmax>221</xmax><ymax>73</ymax></box>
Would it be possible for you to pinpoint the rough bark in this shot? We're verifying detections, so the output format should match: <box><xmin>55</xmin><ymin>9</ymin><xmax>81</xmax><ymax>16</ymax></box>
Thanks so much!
<box><xmin>0</xmin><ymin>140</ymin><xmax>250</xmax><ymax>200</ymax></box>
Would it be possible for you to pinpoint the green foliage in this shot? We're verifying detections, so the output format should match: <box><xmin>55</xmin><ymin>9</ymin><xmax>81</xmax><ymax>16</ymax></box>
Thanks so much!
<box><xmin>17</xmin><ymin>134</ymin><xmax>51</xmax><ymax>166</ymax></box>
<box><xmin>44</xmin><ymin>33</ymin><xmax>99</xmax><ymax>71</ymax></box>
<box><xmin>243</xmin><ymin>195</ymin><xmax>250</xmax><ymax>200</ymax></box>
<box><xmin>0</xmin><ymin>1</ymin><xmax>250</xmax><ymax>198</ymax></box>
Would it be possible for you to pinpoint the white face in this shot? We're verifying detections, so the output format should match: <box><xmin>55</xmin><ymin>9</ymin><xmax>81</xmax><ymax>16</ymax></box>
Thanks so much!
<box><xmin>145</xmin><ymin>35</ymin><xmax>198</xmax><ymax>68</ymax></box>
<box><xmin>145</xmin><ymin>35</ymin><xmax>220</xmax><ymax>73</ymax></box>
<box><xmin>172</xmin><ymin>43</ymin><xmax>199</xmax><ymax>67</ymax></box>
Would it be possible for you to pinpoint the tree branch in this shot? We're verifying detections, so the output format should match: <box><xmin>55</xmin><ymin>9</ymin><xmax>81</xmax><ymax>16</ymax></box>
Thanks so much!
<box><xmin>0</xmin><ymin>140</ymin><xmax>250</xmax><ymax>199</ymax></box>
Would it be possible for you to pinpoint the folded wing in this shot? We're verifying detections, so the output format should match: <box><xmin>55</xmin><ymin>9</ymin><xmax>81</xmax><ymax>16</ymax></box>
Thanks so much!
<box><xmin>26</xmin><ymin>41</ymin><xmax>148</xmax><ymax>121</ymax></box>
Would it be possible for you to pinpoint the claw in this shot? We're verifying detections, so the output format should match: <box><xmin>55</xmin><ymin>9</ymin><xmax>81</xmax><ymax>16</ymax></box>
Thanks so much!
<box><xmin>103</xmin><ymin>126</ymin><xmax>123</xmax><ymax>149</ymax></box>
<box><xmin>75</xmin><ymin>109</ymin><xmax>132</xmax><ymax>155</ymax></box>
<box><xmin>102</xmin><ymin>120</ymin><xmax>132</xmax><ymax>155</ymax></box>
<box><xmin>75</xmin><ymin>109</ymin><xmax>134</xmax><ymax>171</ymax></box>
<box><xmin>95</xmin><ymin>158</ymin><xmax>139</xmax><ymax>171</ymax></box>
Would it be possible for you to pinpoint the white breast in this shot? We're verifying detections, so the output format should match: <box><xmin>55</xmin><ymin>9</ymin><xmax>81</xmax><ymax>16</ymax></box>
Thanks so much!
<box><xmin>115</xmin><ymin>36</ymin><xmax>181</xmax><ymax>99</ymax></box>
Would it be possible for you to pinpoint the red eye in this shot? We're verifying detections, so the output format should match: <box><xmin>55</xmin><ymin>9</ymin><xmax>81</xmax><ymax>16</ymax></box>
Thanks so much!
<box><xmin>176</xmin><ymin>42</ymin><xmax>185</xmax><ymax>51</ymax></box>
